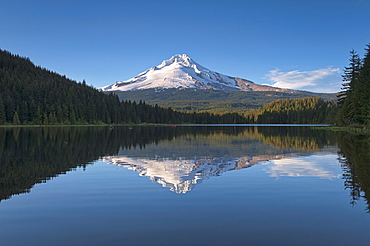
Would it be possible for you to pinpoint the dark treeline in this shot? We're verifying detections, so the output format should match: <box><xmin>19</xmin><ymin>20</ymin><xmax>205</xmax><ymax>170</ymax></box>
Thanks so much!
<box><xmin>244</xmin><ymin>97</ymin><xmax>337</xmax><ymax>124</ymax></box>
<box><xmin>336</xmin><ymin>44</ymin><xmax>370</xmax><ymax>126</ymax></box>
<box><xmin>0</xmin><ymin>49</ymin><xmax>245</xmax><ymax>125</ymax></box>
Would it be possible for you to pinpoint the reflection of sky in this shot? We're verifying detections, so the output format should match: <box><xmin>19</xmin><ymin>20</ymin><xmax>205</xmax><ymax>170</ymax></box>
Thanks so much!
<box><xmin>265</xmin><ymin>154</ymin><xmax>341</xmax><ymax>180</ymax></box>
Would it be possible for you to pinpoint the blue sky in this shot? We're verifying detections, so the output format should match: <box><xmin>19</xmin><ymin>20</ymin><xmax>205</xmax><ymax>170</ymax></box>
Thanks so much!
<box><xmin>1</xmin><ymin>0</ymin><xmax>370</xmax><ymax>93</ymax></box>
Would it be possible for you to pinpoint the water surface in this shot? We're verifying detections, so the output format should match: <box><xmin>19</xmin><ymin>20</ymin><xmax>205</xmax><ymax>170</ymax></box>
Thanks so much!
<box><xmin>0</xmin><ymin>126</ymin><xmax>369</xmax><ymax>245</ymax></box>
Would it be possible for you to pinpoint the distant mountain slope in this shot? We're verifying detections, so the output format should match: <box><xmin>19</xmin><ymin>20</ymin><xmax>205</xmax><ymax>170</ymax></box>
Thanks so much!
<box><xmin>100</xmin><ymin>54</ymin><xmax>294</xmax><ymax>93</ymax></box>
<box><xmin>114</xmin><ymin>88</ymin><xmax>337</xmax><ymax>113</ymax></box>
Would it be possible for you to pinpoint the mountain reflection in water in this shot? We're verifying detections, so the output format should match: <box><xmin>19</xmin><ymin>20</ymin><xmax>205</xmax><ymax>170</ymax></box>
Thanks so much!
<box><xmin>103</xmin><ymin>147</ymin><xmax>338</xmax><ymax>193</ymax></box>
<box><xmin>1</xmin><ymin>125</ymin><xmax>370</xmax><ymax>212</ymax></box>
<box><xmin>101</xmin><ymin>126</ymin><xmax>339</xmax><ymax>193</ymax></box>
<box><xmin>103</xmin><ymin>155</ymin><xmax>287</xmax><ymax>193</ymax></box>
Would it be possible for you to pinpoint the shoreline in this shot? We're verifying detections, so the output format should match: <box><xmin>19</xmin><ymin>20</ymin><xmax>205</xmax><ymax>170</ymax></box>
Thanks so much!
<box><xmin>1</xmin><ymin>123</ymin><xmax>368</xmax><ymax>133</ymax></box>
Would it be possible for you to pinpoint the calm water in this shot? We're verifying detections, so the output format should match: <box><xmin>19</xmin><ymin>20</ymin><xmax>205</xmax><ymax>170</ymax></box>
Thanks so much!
<box><xmin>0</xmin><ymin>126</ymin><xmax>370</xmax><ymax>246</ymax></box>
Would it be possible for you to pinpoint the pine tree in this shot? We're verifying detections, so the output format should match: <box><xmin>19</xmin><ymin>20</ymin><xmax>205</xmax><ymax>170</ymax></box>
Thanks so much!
<box><xmin>0</xmin><ymin>95</ymin><xmax>5</xmax><ymax>124</ymax></box>
<box><xmin>336</xmin><ymin>48</ymin><xmax>363</xmax><ymax>125</ymax></box>
<box><xmin>337</xmin><ymin>50</ymin><xmax>361</xmax><ymax>107</ymax></box>
<box><xmin>70</xmin><ymin>110</ymin><xmax>77</xmax><ymax>125</ymax></box>
<box><xmin>354</xmin><ymin>44</ymin><xmax>370</xmax><ymax>125</ymax></box>
<box><xmin>35</xmin><ymin>106</ymin><xmax>42</xmax><ymax>124</ymax></box>
<box><xmin>336</xmin><ymin>44</ymin><xmax>370</xmax><ymax>126</ymax></box>
<box><xmin>43</xmin><ymin>113</ymin><xmax>49</xmax><ymax>124</ymax></box>
<box><xmin>12</xmin><ymin>111</ymin><xmax>20</xmax><ymax>125</ymax></box>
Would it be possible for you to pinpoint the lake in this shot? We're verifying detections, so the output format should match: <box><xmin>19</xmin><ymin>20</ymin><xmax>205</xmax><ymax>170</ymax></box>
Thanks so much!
<box><xmin>0</xmin><ymin>126</ymin><xmax>370</xmax><ymax>246</ymax></box>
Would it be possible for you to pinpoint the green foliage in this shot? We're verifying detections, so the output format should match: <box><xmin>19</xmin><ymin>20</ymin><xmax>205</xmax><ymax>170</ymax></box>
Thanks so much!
<box><xmin>337</xmin><ymin>44</ymin><xmax>370</xmax><ymax>126</ymax></box>
<box><xmin>244</xmin><ymin>97</ymin><xmax>337</xmax><ymax>124</ymax></box>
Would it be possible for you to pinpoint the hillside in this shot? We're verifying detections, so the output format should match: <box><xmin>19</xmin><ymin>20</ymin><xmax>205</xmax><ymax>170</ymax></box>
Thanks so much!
<box><xmin>113</xmin><ymin>88</ymin><xmax>337</xmax><ymax>113</ymax></box>
<box><xmin>0</xmin><ymin>49</ymin><xmax>132</xmax><ymax>124</ymax></box>
<box><xmin>252</xmin><ymin>97</ymin><xmax>337</xmax><ymax>124</ymax></box>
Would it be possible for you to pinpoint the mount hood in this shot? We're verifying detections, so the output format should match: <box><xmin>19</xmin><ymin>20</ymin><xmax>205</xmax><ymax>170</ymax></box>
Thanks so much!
<box><xmin>100</xmin><ymin>54</ymin><xmax>293</xmax><ymax>92</ymax></box>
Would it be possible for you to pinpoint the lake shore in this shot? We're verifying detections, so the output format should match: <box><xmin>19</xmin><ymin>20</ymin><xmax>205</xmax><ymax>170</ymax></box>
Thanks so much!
<box><xmin>2</xmin><ymin>123</ymin><xmax>370</xmax><ymax>134</ymax></box>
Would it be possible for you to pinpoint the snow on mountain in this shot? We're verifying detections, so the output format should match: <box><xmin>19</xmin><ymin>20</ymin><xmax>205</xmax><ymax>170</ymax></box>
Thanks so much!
<box><xmin>99</xmin><ymin>54</ymin><xmax>292</xmax><ymax>92</ymax></box>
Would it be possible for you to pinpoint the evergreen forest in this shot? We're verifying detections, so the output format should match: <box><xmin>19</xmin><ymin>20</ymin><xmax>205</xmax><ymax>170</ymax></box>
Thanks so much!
<box><xmin>246</xmin><ymin>97</ymin><xmax>337</xmax><ymax>124</ymax></box>
<box><xmin>336</xmin><ymin>44</ymin><xmax>370</xmax><ymax>126</ymax></box>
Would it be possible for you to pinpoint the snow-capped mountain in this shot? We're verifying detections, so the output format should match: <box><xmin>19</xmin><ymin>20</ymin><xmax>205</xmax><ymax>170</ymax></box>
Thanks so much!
<box><xmin>99</xmin><ymin>54</ymin><xmax>292</xmax><ymax>92</ymax></box>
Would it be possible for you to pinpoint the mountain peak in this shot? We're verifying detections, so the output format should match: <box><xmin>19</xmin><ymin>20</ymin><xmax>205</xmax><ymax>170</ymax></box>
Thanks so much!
<box><xmin>170</xmin><ymin>54</ymin><xmax>192</xmax><ymax>61</ymax></box>
<box><xmin>99</xmin><ymin>55</ymin><xmax>293</xmax><ymax>93</ymax></box>
<box><xmin>161</xmin><ymin>54</ymin><xmax>194</xmax><ymax>67</ymax></box>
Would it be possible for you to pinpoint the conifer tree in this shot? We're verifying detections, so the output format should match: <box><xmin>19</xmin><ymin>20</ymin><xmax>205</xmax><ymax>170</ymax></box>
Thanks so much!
<box><xmin>12</xmin><ymin>111</ymin><xmax>20</xmax><ymax>125</ymax></box>
<box><xmin>336</xmin><ymin>44</ymin><xmax>370</xmax><ymax>126</ymax></box>
<box><xmin>337</xmin><ymin>50</ymin><xmax>361</xmax><ymax>106</ymax></box>
<box><xmin>43</xmin><ymin>113</ymin><xmax>49</xmax><ymax>124</ymax></box>
<box><xmin>35</xmin><ymin>106</ymin><xmax>42</xmax><ymax>124</ymax></box>
<box><xmin>0</xmin><ymin>95</ymin><xmax>5</xmax><ymax>124</ymax></box>
<box><xmin>353</xmin><ymin>44</ymin><xmax>370</xmax><ymax>125</ymax></box>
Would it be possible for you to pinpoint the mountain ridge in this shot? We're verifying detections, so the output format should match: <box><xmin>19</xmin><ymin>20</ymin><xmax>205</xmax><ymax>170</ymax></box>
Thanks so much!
<box><xmin>100</xmin><ymin>54</ymin><xmax>295</xmax><ymax>93</ymax></box>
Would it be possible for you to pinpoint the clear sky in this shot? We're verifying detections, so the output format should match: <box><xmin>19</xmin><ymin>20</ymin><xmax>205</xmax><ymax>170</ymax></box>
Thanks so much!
<box><xmin>1</xmin><ymin>0</ymin><xmax>370</xmax><ymax>93</ymax></box>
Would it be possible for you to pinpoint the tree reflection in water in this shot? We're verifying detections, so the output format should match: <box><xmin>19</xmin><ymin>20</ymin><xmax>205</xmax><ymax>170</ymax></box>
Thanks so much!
<box><xmin>1</xmin><ymin>125</ymin><xmax>369</xmax><ymax>212</ymax></box>
<box><xmin>338</xmin><ymin>132</ymin><xmax>370</xmax><ymax>212</ymax></box>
